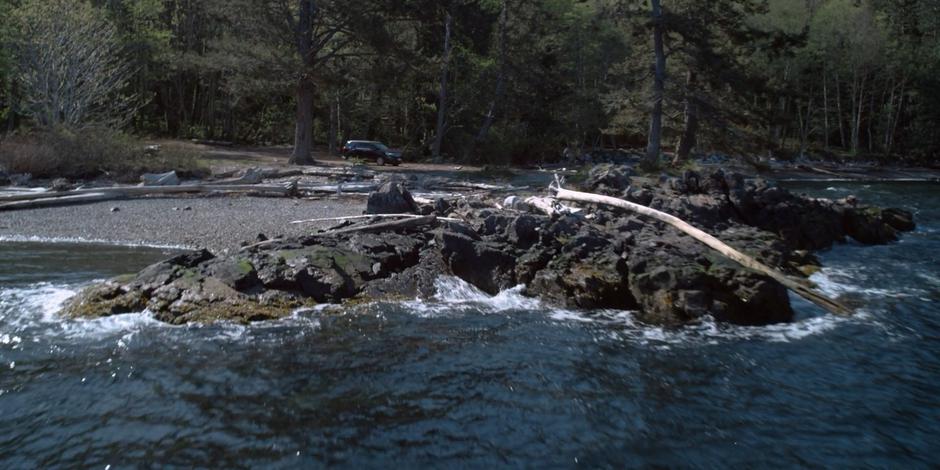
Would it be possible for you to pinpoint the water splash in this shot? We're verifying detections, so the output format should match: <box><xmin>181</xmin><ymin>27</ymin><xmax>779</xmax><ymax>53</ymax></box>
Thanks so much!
<box><xmin>398</xmin><ymin>276</ymin><xmax>861</xmax><ymax>347</ymax></box>
<box><xmin>0</xmin><ymin>235</ymin><xmax>192</xmax><ymax>250</ymax></box>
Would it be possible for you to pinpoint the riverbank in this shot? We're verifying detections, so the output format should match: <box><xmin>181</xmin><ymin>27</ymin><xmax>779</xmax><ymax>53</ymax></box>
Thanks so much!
<box><xmin>0</xmin><ymin>195</ymin><xmax>364</xmax><ymax>252</ymax></box>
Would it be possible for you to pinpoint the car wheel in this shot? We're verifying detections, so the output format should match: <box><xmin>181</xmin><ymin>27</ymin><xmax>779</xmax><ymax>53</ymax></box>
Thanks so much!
<box><xmin>377</xmin><ymin>156</ymin><xmax>385</xmax><ymax>166</ymax></box>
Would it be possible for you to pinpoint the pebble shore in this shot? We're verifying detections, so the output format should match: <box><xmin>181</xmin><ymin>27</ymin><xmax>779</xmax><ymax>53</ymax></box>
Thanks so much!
<box><xmin>0</xmin><ymin>195</ymin><xmax>365</xmax><ymax>252</ymax></box>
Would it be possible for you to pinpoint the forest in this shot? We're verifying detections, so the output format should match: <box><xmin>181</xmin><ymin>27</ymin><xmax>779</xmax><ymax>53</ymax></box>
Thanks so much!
<box><xmin>0</xmin><ymin>0</ymin><xmax>938</xmax><ymax>167</ymax></box>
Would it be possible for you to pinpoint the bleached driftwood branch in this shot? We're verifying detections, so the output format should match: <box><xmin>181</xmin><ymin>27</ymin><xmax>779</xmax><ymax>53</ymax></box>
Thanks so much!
<box><xmin>323</xmin><ymin>215</ymin><xmax>439</xmax><ymax>235</ymax></box>
<box><xmin>0</xmin><ymin>181</ymin><xmax>383</xmax><ymax>211</ymax></box>
<box><xmin>553</xmin><ymin>186</ymin><xmax>851</xmax><ymax>316</ymax></box>
<box><xmin>290</xmin><ymin>214</ymin><xmax>462</xmax><ymax>225</ymax></box>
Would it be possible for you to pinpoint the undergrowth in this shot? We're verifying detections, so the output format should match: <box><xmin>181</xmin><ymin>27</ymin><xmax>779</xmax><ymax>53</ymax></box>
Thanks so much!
<box><xmin>0</xmin><ymin>128</ymin><xmax>208</xmax><ymax>182</ymax></box>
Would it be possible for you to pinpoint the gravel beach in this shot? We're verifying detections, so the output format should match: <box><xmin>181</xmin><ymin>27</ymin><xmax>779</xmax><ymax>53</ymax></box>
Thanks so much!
<box><xmin>0</xmin><ymin>195</ymin><xmax>365</xmax><ymax>252</ymax></box>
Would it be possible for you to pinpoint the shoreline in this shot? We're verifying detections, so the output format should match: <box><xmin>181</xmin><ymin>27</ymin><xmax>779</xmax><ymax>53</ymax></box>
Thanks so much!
<box><xmin>0</xmin><ymin>195</ymin><xmax>365</xmax><ymax>253</ymax></box>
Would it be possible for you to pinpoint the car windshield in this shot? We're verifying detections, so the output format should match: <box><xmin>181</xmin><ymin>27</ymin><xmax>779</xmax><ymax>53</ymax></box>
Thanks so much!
<box><xmin>372</xmin><ymin>143</ymin><xmax>389</xmax><ymax>152</ymax></box>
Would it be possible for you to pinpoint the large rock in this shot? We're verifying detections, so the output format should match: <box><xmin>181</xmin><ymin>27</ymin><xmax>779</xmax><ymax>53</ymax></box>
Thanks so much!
<box><xmin>366</xmin><ymin>182</ymin><xmax>418</xmax><ymax>214</ymax></box>
<box><xmin>583</xmin><ymin>164</ymin><xmax>634</xmax><ymax>196</ymax></box>
<box><xmin>438</xmin><ymin>230</ymin><xmax>517</xmax><ymax>294</ymax></box>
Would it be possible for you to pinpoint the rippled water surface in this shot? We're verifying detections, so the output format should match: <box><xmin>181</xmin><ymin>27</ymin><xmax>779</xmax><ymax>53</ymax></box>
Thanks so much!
<box><xmin>1</xmin><ymin>182</ymin><xmax>938</xmax><ymax>467</ymax></box>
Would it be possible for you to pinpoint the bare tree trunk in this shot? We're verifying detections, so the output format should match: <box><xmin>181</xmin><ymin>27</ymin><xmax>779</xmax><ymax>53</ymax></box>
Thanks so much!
<box><xmin>4</xmin><ymin>81</ymin><xmax>15</xmax><ymax>133</ymax></box>
<box><xmin>823</xmin><ymin>67</ymin><xmax>830</xmax><ymax>150</ymax></box>
<box><xmin>868</xmin><ymin>85</ymin><xmax>876</xmax><ymax>153</ymax></box>
<box><xmin>673</xmin><ymin>70</ymin><xmax>698</xmax><ymax>165</ymax></box>
<box><xmin>645</xmin><ymin>0</ymin><xmax>666</xmax><ymax>165</ymax></box>
<box><xmin>798</xmin><ymin>94</ymin><xmax>814</xmax><ymax>157</ymax></box>
<box><xmin>432</xmin><ymin>7</ymin><xmax>454</xmax><ymax>162</ymax></box>
<box><xmin>328</xmin><ymin>93</ymin><xmax>338</xmax><ymax>155</ymax></box>
<box><xmin>289</xmin><ymin>0</ymin><xmax>316</xmax><ymax>165</ymax></box>
<box><xmin>883</xmin><ymin>77</ymin><xmax>896</xmax><ymax>153</ymax></box>
<box><xmin>851</xmin><ymin>74</ymin><xmax>866</xmax><ymax>155</ymax></box>
<box><xmin>836</xmin><ymin>74</ymin><xmax>846</xmax><ymax>148</ymax></box>
<box><xmin>474</xmin><ymin>0</ymin><xmax>508</xmax><ymax>145</ymax></box>
<box><xmin>888</xmin><ymin>78</ymin><xmax>906</xmax><ymax>155</ymax></box>
<box><xmin>337</xmin><ymin>94</ymin><xmax>344</xmax><ymax>146</ymax></box>
<box><xmin>290</xmin><ymin>79</ymin><xmax>316</xmax><ymax>164</ymax></box>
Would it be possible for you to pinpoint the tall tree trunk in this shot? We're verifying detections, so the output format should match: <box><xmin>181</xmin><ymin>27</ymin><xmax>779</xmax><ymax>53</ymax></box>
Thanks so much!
<box><xmin>868</xmin><ymin>85</ymin><xmax>876</xmax><ymax>153</ymax></box>
<box><xmin>645</xmin><ymin>0</ymin><xmax>666</xmax><ymax>165</ymax></box>
<box><xmin>851</xmin><ymin>74</ymin><xmax>866</xmax><ymax>155</ymax></box>
<box><xmin>328</xmin><ymin>93</ymin><xmax>338</xmax><ymax>155</ymax></box>
<box><xmin>432</xmin><ymin>8</ymin><xmax>454</xmax><ymax>162</ymax></box>
<box><xmin>673</xmin><ymin>70</ymin><xmax>698</xmax><ymax>165</ymax></box>
<box><xmin>888</xmin><ymin>78</ymin><xmax>906</xmax><ymax>155</ymax></box>
<box><xmin>291</xmin><ymin>78</ymin><xmax>315</xmax><ymax>164</ymax></box>
<box><xmin>836</xmin><ymin>74</ymin><xmax>846</xmax><ymax>148</ymax></box>
<box><xmin>4</xmin><ymin>82</ymin><xmax>14</xmax><ymax>133</ymax></box>
<box><xmin>474</xmin><ymin>0</ymin><xmax>508</xmax><ymax>145</ymax></box>
<box><xmin>823</xmin><ymin>67</ymin><xmax>830</xmax><ymax>150</ymax></box>
<box><xmin>798</xmin><ymin>94</ymin><xmax>814</xmax><ymax>157</ymax></box>
<box><xmin>290</xmin><ymin>0</ymin><xmax>316</xmax><ymax>165</ymax></box>
<box><xmin>883</xmin><ymin>77</ymin><xmax>896</xmax><ymax>153</ymax></box>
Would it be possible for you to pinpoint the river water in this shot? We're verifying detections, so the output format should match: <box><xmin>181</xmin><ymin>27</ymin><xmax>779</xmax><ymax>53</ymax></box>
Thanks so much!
<box><xmin>1</xmin><ymin>182</ymin><xmax>937</xmax><ymax>467</ymax></box>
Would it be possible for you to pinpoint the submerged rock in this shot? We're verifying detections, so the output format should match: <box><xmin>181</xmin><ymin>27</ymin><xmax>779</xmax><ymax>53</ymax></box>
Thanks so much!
<box><xmin>62</xmin><ymin>173</ymin><xmax>916</xmax><ymax>327</ymax></box>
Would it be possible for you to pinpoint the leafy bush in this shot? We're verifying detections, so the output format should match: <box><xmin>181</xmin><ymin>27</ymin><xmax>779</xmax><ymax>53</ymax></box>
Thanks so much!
<box><xmin>0</xmin><ymin>129</ymin><xmax>208</xmax><ymax>182</ymax></box>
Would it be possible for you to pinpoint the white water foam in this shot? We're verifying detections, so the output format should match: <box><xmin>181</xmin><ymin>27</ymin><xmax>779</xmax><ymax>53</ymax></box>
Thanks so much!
<box><xmin>190</xmin><ymin>309</ymin><xmax>323</xmax><ymax>343</ymax></box>
<box><xmin>401</xmin><ymin>276</ymin><xmax>551</xmax><ymax>318</ymax></box>
<box><xmin>811</xmin><ymin>266</ymin><xmax>927</xmax><ymax>299</ymax></box>
<box><xmin>0</xmin><ymin>283</ymin><xmax>78</xmax><ymax>329</ymax></box>
<box><xmin>0</xmin><ymin>283</ymin><xmax>171</xmax><ymax>345</ymax></box>
<box><xmin>0</xmin><ymin>235</ymin><xmax>192</xmax><ymax>251</ymax></box>
<box><xmin>0</xmin><ymin>281</ymin><xmax>326</xmax><ymax>347</ymax></box>
<box><xmin>401</xmin><ymin>276</ymin><xmax>858</xmax><ymax>346</ymax></box>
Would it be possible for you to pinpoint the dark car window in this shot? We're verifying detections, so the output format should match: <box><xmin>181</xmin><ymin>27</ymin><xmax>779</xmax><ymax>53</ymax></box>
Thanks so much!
<box><xmin>373</xmin><ymin>143</ymin><xmax>389</xmax><ymax>152</ymax></box>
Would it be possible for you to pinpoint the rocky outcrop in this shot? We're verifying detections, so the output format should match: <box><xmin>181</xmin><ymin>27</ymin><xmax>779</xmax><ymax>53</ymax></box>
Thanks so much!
<box><xmin>63</xmin><ymin>168</ymin><xmax>916</xmax><ymax>327</ymax></box>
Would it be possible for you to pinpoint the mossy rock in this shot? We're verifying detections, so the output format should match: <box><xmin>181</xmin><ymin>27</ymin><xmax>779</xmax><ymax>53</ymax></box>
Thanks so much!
<box><xmin>62</xmin><ymin>283</ymin><xmax>148</xmax><ymax>319</ymax></box>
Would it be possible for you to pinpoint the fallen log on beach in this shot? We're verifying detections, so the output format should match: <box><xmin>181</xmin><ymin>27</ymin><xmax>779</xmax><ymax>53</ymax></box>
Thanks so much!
<box><xmin>323</xmin><ymin>215</ymin><xmax>439</xmax><ymax>236</ymax></box>
<box><xmin>552</xmin><ymin>185</ymin><xmax>851</xmax><ymax>316</ymax></box>
<box><xmin>290</xmin><ymin>214</ymin><xmax>462</xmax><ymax>225</ymax></box>
<box><xmin>0</xmin><ymin>192</ymin><xmax>117</xmax><ymax>211</ymax></box>
<box><xmin>0</xmin><ymin>181</ymin><xmax>381</xmax><ymax>211</ymax></box>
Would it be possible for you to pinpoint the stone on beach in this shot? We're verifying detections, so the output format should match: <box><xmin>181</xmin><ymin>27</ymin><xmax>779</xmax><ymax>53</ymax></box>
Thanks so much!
<box><xmin>366</xmin><ymin>182</ymin><xmax>418</xmax><ymax>214</ymax></box>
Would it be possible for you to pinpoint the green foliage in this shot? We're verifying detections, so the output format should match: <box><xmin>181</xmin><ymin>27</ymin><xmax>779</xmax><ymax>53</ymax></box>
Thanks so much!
<box><xmin>0</xmin><ymin>0</ymin><xmax>937</xmax><ymax>164</ymax></box>
<box><xmin>0</xmin><ymin>0</ymin><xmax>14</xmax><ymax>124</ymax></box>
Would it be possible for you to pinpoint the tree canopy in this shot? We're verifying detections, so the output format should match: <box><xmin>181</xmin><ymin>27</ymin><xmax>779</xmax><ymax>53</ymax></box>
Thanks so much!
<box><xmin>1</xmin><ymin>0</ymin><xmax>937</xmax><ymax>163</ymax></box>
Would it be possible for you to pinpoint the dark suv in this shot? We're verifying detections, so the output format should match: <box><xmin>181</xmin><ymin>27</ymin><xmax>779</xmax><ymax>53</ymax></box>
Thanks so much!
<box><xmin>341</xmin><ymin>140</ymin><xmax>403</xmax><ymax>166</ymax></box>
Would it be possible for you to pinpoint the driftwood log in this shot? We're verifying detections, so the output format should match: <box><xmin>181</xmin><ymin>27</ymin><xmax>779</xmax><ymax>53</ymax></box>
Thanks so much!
<box><xmin>0</xmin><ymin>182</ymin><xmax>382</xmax><ymax>211</ymax></box>
<box><xmin>553</xmin><ymin>186</ymin><xmax>851</xmax><ymax>316</ymax></box>
<box><xmin>290</xmin><ymin>214</ymin><xmax>461</xmax><ymax>225</ymax></box>
<box><xmin>323</xmin><ymin>215</ymin><xmax>438</xmax><ymax>236</ymax></box>
<box><xmin>0</xmin><ymin>192</ymin><xmax>117</xmax><ymax>211</ymax></box>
